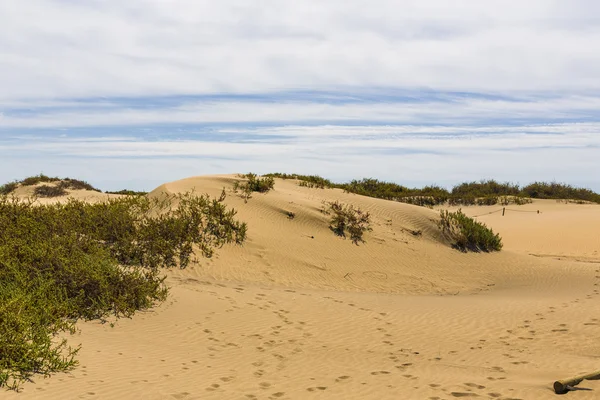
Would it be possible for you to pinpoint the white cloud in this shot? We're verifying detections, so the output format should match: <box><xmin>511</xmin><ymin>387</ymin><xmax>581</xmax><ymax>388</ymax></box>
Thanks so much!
<box><xmin>1</xmin><ymin>0</ymin><xmax>600</xmax><ymax>101</ymax></box>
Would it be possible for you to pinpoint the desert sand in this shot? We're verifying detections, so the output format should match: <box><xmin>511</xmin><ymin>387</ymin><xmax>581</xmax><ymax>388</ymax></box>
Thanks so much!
<box><xmin>7</xmin><ymin>175</ymin><xmax>600</xmax><ymax>399</ymax></box>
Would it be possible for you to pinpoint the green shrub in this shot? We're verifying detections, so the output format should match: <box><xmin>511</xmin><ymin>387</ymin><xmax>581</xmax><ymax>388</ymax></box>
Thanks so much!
<box><xmin>233</xmin><ymin>173</ymin><xmax>275</xmax><ymax>202</ymax></box>
<box><xmin>20</xmin><ymin>174</ymin><xmax>61</xmax><ymax>186</ymax></box>
<box><xmin>0</xmin><ymin>190</ymin><xmax>246</xmax><ymax>390</ymax></box>
<box><xmin>267</xmin><ymin>173</ymin><xmax>600</xmax><ymax>207</ymax></box>
<box><xmin>438</xmin><ymin>209</ymin><xmax>502</xmax><ymax>252</ymax></box>
<box><xmin>0</xmin><ymin>182</ymin><xmax>18</xmax><ymax>195</ymax></box>
<box><xmin>323</xmin><ymin>201</ymin><xmax>372</xmax><ymax>245</ymax></box>
<box><xmin>451</xmin><ymin>180</ymin><xmax>520</xmax><ymax>198</ymax></box>
<box><xmin>521</xmin><ymin>182</ymin><xmax>600</xmax><ymax>203</ymax></box>
<box><xmin>58</xmin><ymin>178</ymin><xmax>101</xmax><ymax>192</ymax></box>
<box><xmin>34</xmin><ymin>184</ymin><xmax>68</xmax><ymax>197</ymax></box>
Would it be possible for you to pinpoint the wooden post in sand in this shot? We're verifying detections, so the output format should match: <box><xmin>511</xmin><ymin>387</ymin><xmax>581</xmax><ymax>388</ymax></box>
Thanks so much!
<box><xmin>502</xmin><ymin>207</ymin><xmax>505</xmax><ymax>216</ymax></box>
<box><xmin>554</xmin><ymin>370</ymin><xmax>600</xmax><ymax>394</ymax></box>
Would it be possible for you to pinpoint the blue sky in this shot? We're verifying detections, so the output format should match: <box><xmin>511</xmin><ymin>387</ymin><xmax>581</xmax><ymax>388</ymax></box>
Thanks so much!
<box><xmin>1</xmin><ymin>1</ymin><xmax>599</xmax><ymax>191</ymax></box>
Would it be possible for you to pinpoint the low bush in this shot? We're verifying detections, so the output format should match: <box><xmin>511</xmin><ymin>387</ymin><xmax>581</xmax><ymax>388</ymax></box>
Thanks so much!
<box><xmin>0</xmin><ymin>190</ymin><xmax>247</xmax><ymax>390</ymax></box>
<box><xmin>58</xmin><ymin>178</ymin><xmax>101</xmax><ymax>192</ymax></box>
<box><xmin>233</xmin><ymin>173</ymin><xmax>275</xmax><ymax>202</ymax></box>
<box><xmin>20</xmin><ymin>174</ymin><xmax>61</xmax><ymax>186</ymax></box>
<box><xmin>323</xmin><ymin>201</ymin><xmax>372</xmax><ymax>245</ymax></box>
<box><xmin>438</xmin><ymin>209</ymin><xmax>502</xmax><ymax>252</ymax></box>
<box><xmin>521</xmin><ymin>182</ymin><xmax>600</xmax><ymax>203</ymax></box>
<box><xmin>0</xmin><ymin>175</ymin><xmax>101</xmax><ymax>197</ymax></box>
<box><xmin>33</xmin><ymin>184</ymin><xmax>68</xmax><ymax>197</ymax></box>
<box><xmin>0</xmin><ymin>182</ymin><xmax>18</xmax><ymax>195</ymax></box>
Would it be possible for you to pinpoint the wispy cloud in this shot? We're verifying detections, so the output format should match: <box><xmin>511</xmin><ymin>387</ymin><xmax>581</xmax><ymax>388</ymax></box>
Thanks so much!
<box><xmin>1</xmin><ymin>1</ymin><xmax>599</xmax><ymax>190</ymax></box>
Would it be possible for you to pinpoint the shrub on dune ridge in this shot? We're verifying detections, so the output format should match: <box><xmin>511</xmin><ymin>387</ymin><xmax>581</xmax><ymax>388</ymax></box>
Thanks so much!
<box><xmin>233</xmin><ymin>173</ymin><xmax>275</xmax><ymax>202</ymax></box>
<box><xmin>521</xmin><ymin>182</ymin><xmax>600</xmax><ymax>203</ymax></box>
<box><xmin>265</xmin><ymin>173</ymin><xmax>334</xmax><ymax>189</ymax></box>
<box><xmin>266</xmin><ymin>173</ymin><xmax>599</xmax><ymax>206</ymax></box>
<box><xmin>0</xmin><ymin>175</ymin><xmax>101</xmax><ymax>196</ymax></box>
<box><xmin>438</xmin><ymin>209</ymin><xmax>502</xmax><ymax>252</ymax></box>
<box><xmin>0</xmin><ymin>190</ymin><xmax>247</xmax><ymax>390</ymax></box>
<box><xmin>0</xmin><ymin>182</ymin><xmax>17</xmax><ymax>195</ymax></box>
<box><xmin>20</xmin><ymin>174</ymin><xmax>62</xmax><ymax>186</ymax></box>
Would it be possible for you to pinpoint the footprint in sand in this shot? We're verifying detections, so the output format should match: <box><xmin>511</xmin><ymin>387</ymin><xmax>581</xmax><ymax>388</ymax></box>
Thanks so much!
<box><xmin>464</xmin><ymin>383</ymin><xmax>485</xmax><ymax>389</ymax></box>
<box><xmin>205</xmin><ymin>384</ymin><xmax>220</xmax><ymax>391</ymax></box>
<box><xmin>306</xmin><ymin>387</ymin><xmax>327</xmax><ymax>392</ymax></box>
<box><xmin>450</xmin><ymin>393</ymin><xmax>479</xmax><ymax>397</ymax></box>
<box><xmin>336</xmin><ymin>376</ymin><xmax>351</xmax><ymax>382</ymax></box>
<box><xmin>371</xmin><ymin>371</ymin><xmax>391</xmax><ymax>375</ymax></box>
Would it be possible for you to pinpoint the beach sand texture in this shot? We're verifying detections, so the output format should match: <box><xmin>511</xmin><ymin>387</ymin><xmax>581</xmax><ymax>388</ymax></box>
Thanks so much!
<box><xmin>8</xmin><ymin>175</ymin><xmax>600</xmax><ymax>399</ymax></box>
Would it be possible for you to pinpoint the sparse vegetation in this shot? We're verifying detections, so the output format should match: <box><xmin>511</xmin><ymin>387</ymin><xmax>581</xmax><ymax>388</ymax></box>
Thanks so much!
<box><xmin>323</xmin><ymin>201</ymin><xmax>372</xmax><ymax>245</ymax></box>
<box><xmin>34</xmin><ymin>184</ymin><xmax>68</xmax><ymax>197</ymax></box>
<box><xmin>521</xmin><ymin>182</ymin><xmax>600</xmax><ymax>204</ymax></box>
<box><xmin>58</xmin><ymin>178</ymin><xmax>101</xmax><ymax>192</ymax></box>
<box><xmin>20</xmin><ymin>174</ymin><xmax>62</xmax><ymax>187</ymax></box>
<box><xmin>265</xmin><ymin>173</ymin><xmax>334</xmax><ymax>189</ymax></box>
<box><xmin>438</xmin><ymin>209</ymin><xmax>503</xmax><ymax>252</ymax></box>
<box><xmin>266</xmin><ymin>174</ymin><xmax>599</xmax><ymax>206</ymax></box>
<box><xmin>0</xmin><ymin>182</ymin><xmax>18</xmax><ymax>195</ymax></box>
<box><xmin>0</xmin><ymin>190</ymin><xmax>246</xmax><ymax>390</ymax></box>
<box><xmin>233</xmin><ymin>173</ymin><xmax>275</xmax><ymax>202</ymax></box>
<box><xmin>0</xmin><ymin>175</ymin><xmax>101</xmax><ymax>196</ymax></box>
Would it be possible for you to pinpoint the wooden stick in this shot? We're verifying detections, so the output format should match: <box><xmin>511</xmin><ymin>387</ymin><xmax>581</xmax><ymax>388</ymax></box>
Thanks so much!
<box><xmin>554</xmin><ymin>370</ymin><xmax>600</xmax><ymax>394</ymax></box>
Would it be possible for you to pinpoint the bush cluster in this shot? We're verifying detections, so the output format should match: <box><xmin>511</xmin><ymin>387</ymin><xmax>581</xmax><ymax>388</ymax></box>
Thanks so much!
<box><xmin>0</xmin><ymin>175</ymin><xmax>101</xmax><ymax>197</ymax></box>
<box><xmin>323</xmin><ymin>201</ymin><xmax>372</xmax><ymax>245</ymax></box>
<box><xmin>264</xmin><ymin>174</ymin><xmax>599</xmax><ymax>206</ymax></box>
<box><xmin>521</xmin><ymin>182</ymin><xmax>600</xmax><ymax>203</ymax></box>
<box><xmin>34</xmin><ymin>184</ymin><xmax>68</xmax><ymax>197</ymax></box>
<box><xmin>0</xmin><ymin>190</ymin><xmax>246</xmax><ymax>390</ymax></box>
<box><xmin>233</xmin><ymin>173</ymin><xmax>275</xmax><ymax>202</ymax></box>
<box><xmin>438</xmin><ymin>209</ymin><xmax>503</xmax><ymax>252</ymax></box>
<box><xmin>0</xmin><ymin>182</ymin><xmax>18</xmax><ymax>195</ymax></box>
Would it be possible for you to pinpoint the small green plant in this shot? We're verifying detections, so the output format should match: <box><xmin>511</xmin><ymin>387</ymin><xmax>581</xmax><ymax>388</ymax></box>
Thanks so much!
<box><xmin>34</xmin><ymin>184</ymin><xmax>68</xmax><ymax>197</ymax></box>
<box><xmin>233</xmin><ymin>173</ymin><xmax>275</xmax><ymax>202</ymax></box>
<box><xmin>323</xmin><ymin>201</ymin><xmax>372</xmax><ymax>245</ymax></box>
<box><xmin>438</xmin><ymin>209</ymin><xmax>502</xmax><ymax>252</ymax></box>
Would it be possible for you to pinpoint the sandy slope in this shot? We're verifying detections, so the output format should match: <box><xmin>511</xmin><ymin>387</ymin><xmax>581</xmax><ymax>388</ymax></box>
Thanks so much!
<box><xmin>7</xmin><ymin>175</ymin><xmax>600</xmax><ymax>399</ymax></box>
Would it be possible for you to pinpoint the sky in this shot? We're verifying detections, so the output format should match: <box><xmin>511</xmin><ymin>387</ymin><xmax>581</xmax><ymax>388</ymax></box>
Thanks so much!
<box><xmin>1</xmin><ymin>0</ymin><xmax>599</xmax><ymax>191</ymax></box>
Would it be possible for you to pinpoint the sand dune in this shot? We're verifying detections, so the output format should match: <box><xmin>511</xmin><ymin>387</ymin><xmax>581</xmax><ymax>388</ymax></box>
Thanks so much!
<box><xmin>7</xmin><ymin>175</ymin><xmax>600</xmax><ymax>399</ymax></box>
